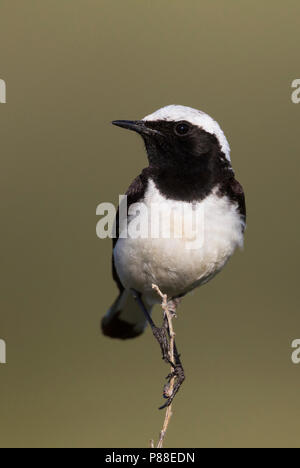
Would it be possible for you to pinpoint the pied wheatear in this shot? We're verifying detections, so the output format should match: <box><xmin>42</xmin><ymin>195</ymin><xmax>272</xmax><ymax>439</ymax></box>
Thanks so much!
<box><xmin>102</xmin><ymin>105</ymin><xmax>246</xmax><ymax>407</ymax></box>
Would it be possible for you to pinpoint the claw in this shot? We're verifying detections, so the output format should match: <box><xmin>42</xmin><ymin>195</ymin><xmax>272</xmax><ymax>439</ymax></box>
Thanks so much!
<box><xmin>159</xmin><ymin>401</ymin><xmax>170</xmax><ymax>410</ymax></box>
<box><xmin>159</xmin><ymin>363</ymin><xmax>186</xmax><ymax>410</ymax></box>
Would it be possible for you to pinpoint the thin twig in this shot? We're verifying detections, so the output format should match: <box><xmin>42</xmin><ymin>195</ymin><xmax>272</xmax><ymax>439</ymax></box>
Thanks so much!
<box><xmin>152</xmin><ymin>284</ymin><xmax>176</xmax><ymax>448</ymax></box>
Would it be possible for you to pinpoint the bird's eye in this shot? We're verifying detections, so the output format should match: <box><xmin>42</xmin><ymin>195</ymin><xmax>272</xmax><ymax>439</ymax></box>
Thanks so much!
<box><xmin>174</xmin><ymin>122</ymin><xmax>191</xmax><ymax>136</ymax></box>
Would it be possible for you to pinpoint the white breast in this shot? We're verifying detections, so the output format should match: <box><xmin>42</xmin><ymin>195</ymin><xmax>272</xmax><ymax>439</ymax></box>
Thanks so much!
<box><xmin>114</xmin><ymin>179</ymin><xmax>244</xmax><ymax>304</ymax></box>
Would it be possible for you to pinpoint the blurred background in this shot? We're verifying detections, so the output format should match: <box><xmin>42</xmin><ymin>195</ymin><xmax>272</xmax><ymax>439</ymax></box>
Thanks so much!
<box><xmin>0</xmin><ymin>0</ymin><xmax>299</xmax><ymax>448</ymax></box>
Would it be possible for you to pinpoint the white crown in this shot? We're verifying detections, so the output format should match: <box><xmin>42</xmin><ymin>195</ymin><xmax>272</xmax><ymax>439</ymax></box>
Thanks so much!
<box><xmin>143</xmin><ymin>105</ymin><xmax>231</xmax><ymax>162</ymax></box>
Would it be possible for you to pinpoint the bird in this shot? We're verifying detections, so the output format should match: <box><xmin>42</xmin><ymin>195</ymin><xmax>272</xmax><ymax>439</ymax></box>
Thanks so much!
<box><xmin>101</xmin><ymin>105</ymin><xmax>246</xmax><ymax>404</ymax></box>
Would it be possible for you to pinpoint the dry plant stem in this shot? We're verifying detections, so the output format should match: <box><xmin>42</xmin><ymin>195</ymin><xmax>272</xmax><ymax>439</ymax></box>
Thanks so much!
<box><xmin>152</xmin><ymin>284</ymin><xmax>176</xmax><ymax>449</ymax></box>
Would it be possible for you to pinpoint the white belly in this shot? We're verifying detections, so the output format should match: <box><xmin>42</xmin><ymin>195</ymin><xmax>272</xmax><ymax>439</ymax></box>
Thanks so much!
<box><xmin>114</xmin><ymin>180</ymin><xmax>244</xmax><ymax>303</ymax></box>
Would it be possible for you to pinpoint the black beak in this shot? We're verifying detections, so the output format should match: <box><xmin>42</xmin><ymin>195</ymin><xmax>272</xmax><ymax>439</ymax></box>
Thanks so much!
<box><xmin>112</xmin><ymin>120</ymin><xmax>162</xmax><ymax>137</ymax></box>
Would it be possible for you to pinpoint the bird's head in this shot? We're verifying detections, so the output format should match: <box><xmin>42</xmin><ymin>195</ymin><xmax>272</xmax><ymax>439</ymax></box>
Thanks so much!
<box><xmin>112</xmin><ymin>105</ymin><xmax>231</xmax><ymax>172</ymax></box>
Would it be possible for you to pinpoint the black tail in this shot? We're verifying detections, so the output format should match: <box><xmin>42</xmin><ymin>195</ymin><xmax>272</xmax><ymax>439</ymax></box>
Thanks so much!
<box><xmin>102</xmin><ymin>290</ymin><xmax>152</xmax><ymax>339</ymax></box>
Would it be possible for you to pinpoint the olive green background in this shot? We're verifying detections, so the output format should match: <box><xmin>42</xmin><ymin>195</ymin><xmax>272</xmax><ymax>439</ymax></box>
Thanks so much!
<box><xmin>0</xmin><ymin>0</ymin><xmax>299</xmax><ymax>448</ymax></box>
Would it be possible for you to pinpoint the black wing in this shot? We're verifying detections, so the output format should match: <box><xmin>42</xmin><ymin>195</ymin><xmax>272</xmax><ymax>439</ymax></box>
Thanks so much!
<box><xmin>218</xmin><ymin>175</ymin><xmax>246</xmax><ymax>232</ymax></box>
<box><xmin>230</xmin><ymin>178</ymin><xmax>246</xmax><ymax>220</ymax></box>
<box><xmin>112</xmin><ymin>170</ymin><xmax>149</xmax><ymax>292</ymax></box>
<box><xmin>225</xmin><ymin>178</ymin><xmax>246</xmax><ymax>231</ymax></box>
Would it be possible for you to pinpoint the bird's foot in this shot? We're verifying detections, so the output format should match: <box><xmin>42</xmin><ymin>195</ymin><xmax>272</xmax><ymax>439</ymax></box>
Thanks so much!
<box><xmin>159</xmin><ymin>362</ymin><xmax>185</xmax><ymax>410</ymax></box>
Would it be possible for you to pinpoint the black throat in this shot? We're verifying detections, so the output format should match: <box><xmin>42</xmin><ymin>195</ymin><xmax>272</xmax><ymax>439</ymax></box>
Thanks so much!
<box><xmin>142</xmin><ymin>140</ymin><xmax>234</xmax><ymax>202</ymax></box>
<box><xmin>133</xmin><ymin>120</ymin><xmax>234</xmax><ymax>202</ymax></box>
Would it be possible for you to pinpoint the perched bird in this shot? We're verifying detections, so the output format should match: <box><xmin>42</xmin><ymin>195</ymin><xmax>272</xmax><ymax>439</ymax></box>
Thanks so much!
<box><xmin>102</xmin><ymin>105</ymin><xmax>246</xmax><ymax>341</ymax></box>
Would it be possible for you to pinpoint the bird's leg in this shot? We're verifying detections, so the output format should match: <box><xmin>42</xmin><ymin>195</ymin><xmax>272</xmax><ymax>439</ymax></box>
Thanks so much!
<box><xmin>131</xmin><ymin>290</ymin><xmax>185</xmax><ymax>408</ymax></box>
<box><xmin>131</xmin><ymin>289</ymin><xmax>171</xmax><ymax>364</ymax></box>
<box><xmin>159</xmin><ymin>297</ymin><xmax>185</xmax><ymax>409</ymax></box>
